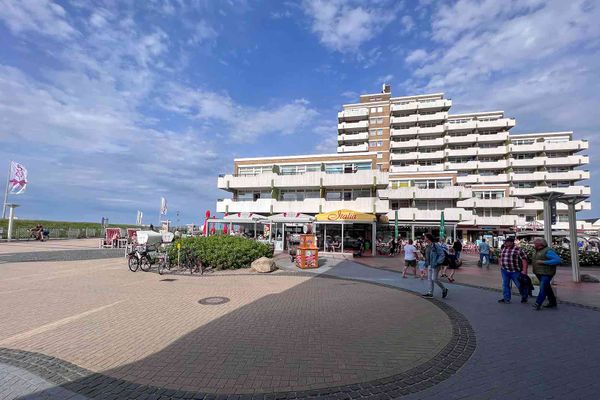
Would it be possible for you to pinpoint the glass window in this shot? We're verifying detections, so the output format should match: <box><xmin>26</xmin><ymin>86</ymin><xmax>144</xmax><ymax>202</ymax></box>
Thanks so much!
<box><xmin>326</xmin><ymin>191</ymin><xmax>342</xmax><ymax>201</ymax></box>
<box><xmin>377</xmin><ymin>140</ymin><xmax>383</xmax><ymax>147</ymax></box>
<box><xmin>377</xmin><ymin>106</ymin><xmax>383</xmax><ymax>112</ymax></box>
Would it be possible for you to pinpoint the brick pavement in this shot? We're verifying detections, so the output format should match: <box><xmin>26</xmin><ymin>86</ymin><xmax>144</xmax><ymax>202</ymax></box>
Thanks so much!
<box><xmin>2</xmin><ymin>255</ymin><xmax>599</xmax><ymax>399</ymax></box>
<box><xmin>0</xmin><ymin>258</ymin><xmax>459</xmax><ymax>398</ymax></box>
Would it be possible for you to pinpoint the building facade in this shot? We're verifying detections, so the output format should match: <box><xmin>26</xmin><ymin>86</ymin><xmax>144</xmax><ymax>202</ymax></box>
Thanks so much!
<box><xmin>216</xmin><ymin>85</ymin><xmax>592</xmax><ymax>248</ymax></box>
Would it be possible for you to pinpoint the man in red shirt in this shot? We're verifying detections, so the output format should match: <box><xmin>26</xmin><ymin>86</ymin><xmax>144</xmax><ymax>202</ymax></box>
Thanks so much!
<box><xmin>498</xmin><ymin>237</ymin><xmax>529</xmax><ymax>304</ymax></box>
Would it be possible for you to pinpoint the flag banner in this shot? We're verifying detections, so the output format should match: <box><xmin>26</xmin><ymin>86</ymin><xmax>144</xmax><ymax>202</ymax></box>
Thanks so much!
<box><xmin>160</xmin><ymin>197</ymin><xmax>167</xmax><ymax>215</ymax></box>
<box><xmin>9</xmin><ymin>161</ymin><xmax>28</xmax><ymax>194</ymax></box>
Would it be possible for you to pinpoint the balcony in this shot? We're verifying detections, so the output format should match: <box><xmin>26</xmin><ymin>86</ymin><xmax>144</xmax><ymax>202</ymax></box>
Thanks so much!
<box><xmin>322</xmin><ymin>197</ymin><xmax>387</xmax><ymax>214</ymax></box>
<box><xmin>379</xmin><ymin>186</ymin><xmax>470</xmax><ymax>200</ymax></box>
<box><xmin>509</xmin><ymin>143</ymin><xmax>544</xmax><ymax>153</ymax></box>
<box><xmin>337</xmin><ymin>143</ymin><xmax>369</xmax><ymax>153</ymax></box>
<box><xmin>322</xmin><ymin>170</ymin><xmax>388</xmax><ymax>188</ymax></box>
<box><xmin>445</xmin><ymin>161</ymin><xmax>478</xmax><ymax>170</ymax></box>
<box><xmin>390</xmin><ymin>139</ymin><xmax>418</xmax><ymax>149</ymax></box>
<box><xmin>543</xmin><ymin>140</ymin><xmax>588</xmax><ymax>152</ymax></box>
<box><xmin>390</xmin><ymin>127</ymin><xmax>419</xmax><ymax>137</ymax></box>
<box><xmin>218</xmin><ymin>173</ymin><xmax>276</xmax><ymax>191</ymax></box>
<box><xmin>545</xmin><ymin>170</ymin><xmax>590</xmax><ymax>181</ymax></box>
<box><xmin>388</xmin><ymin>208</ymin><xmax>473</xmax><ymax>222</ymax></box>
<box><xmin>338</xmin><ymin>132</ymin><xmax>369</xmax><ymax>143</ymax></box>
<box><xmin>476</xmin><ymin>118</ymin><xmax>516</xmax><ymax>130</ymax></box>
<box><xmin>460</xmin><ymin>215</ymin><xmax>523</xmax><ymax>227</ymax></box>
<box><xmin>419</xmin><ymin>150</ymin><xmax>446</xmax><ymax>160</ymax></box>
<box><xmin>477</xmin><ymin>174</ymin><xmax>509</xmax><ymax>183</ymax></box>
<box><xmin>457</xmin><ymin>197</ymin><xmax>524</xmax><ymax>208</ymax></box>
<box><xmin>510</xmin><ymin>155</ymin><xmax>589</xmax><ymax>168</ymax></box>
<box><xmin>273</xmin><ymin>172</ymin><xmax>321</xmax><ymax>188</ymax></box>
<box><xmin>510</xmin><ymin>172</ymin><xmax>546</xmax><ymax>182</ymax></box>
<box><xmin>418</xmin><ymin>137</ymin><xmax>445</xmax><ymax>147</ymax></box>
<box><xmin>478</xmin><ymin>131</ymin><xmax>509</xmax><ymax>143</ymax></box>
<box><xmin>390</xmin><ymin>152</ymin><xmax>419</xmax><ymax>161</ymax></box>
<box><xmin>446</xmin><ymin>133</ymin><xmax>478</xmax><ymax>144</ymax></box>
<box><xmin>419</xmin><ymin>125</ymin><xmax>446</xmax><ymax>135</ymax></box>
<box><xmin>477</xmin><ymin>146</ymin><xmax>507</xmax><ymax>156</ymax></box>
<box><xmin>389</xmin><ymin>164</ymin><xmax>445</xmax><ymax>173</ymax></box>
<box><xmin>477</xmin><ymin>160</ymin><xmax>509</xmax><ymax>169</ymax></box>
<box><xmin>216</xmin><ymin>198</ymin><xmax>274</xmax><ymax>214</ymax></box>
<box><xmin>390</xmin><ymin>99</ymin><xmax>452</xmax><ymax>114</ymax></box>
<box><xmin>338</xmin><ymin>120</ymin><xmax>369</xmax><ymax>132</ymax></box>
<box><xmin>446</xmin><ymin>120</ymin><xmax>477</xmax><ymax>132</ymax></box>
<box><xmin>390</xmin><ymin>115</ymin><xmax>418</xmax><ymax>125</ymax></box>
<box><xmin>545</xmin><ymin>155</ymin><xmax>589</xmax><ymax>167</ymax></box>
<box><xmin>338</xmin><ymin>108</ymin><xmax>369</xmax><ymax>121</ymax></box>
<box><xmin>272</xmin><ymin>198</ymin><xmax>323</xmax><ymax>214</ymax></box>
<box><xmin>418</xmin><ymin>111</ymin><xmax>448</xmax><ymax>123</ymax></box>
<box><xmin>456</xmin><ymin>175</ymin><xmax>479</xmax><ymax>184</ymax></box>
<box><xmin>510</xmin><ymin>186</ymin><xmax>591</xmax><ymax>197</ymax></box>
<box><xmin>446</xmin><ymin>148</ymin><xmax>477</xmax><ymax>157</ymax></box>
<box><xmin>515</xmin><ymin>200</ymin><xmax>591</xmax><ymax>212</ymax></box>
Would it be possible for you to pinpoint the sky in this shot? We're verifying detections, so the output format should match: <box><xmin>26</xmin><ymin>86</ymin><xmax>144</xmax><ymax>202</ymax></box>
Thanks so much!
<box><xmin>0</xmin><ymin>0</ymin><xmax>599</xmax><ymax>225</ymax></box>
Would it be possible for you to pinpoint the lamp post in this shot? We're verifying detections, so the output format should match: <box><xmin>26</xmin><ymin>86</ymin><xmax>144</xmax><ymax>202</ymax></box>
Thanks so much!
<box><xmin>5</xmin><ymin>203</ymin><xmax>19</xmax><ymax>241</ymax></box>
<box><xmin>524</xmin><ymin>191</ymin><xmax>564</xmax><ymax>246</ymax></box>
<box><xmin>556</xmin><ymin>195</ymin><xmax>589</xmax><ymax>283</ymax></box>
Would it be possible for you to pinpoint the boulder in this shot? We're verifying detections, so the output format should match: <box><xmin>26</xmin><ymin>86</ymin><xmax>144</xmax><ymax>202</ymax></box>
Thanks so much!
<box><xmin>251</xmin><ymin>257</ymin><xmax>277</xmax><ymax>273</ymax></box>
<box><xmin>580</xmin><ymin>273</ymin><xmax>599</xmax><ymax>283</ymax></box>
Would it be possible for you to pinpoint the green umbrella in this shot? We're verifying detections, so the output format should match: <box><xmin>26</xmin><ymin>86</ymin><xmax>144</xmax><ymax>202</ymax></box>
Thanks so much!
<box><xmin>394</xmin><ymin>210</ymin><xmax>398</xmax><ymax>240</ymax></box>
<box><xmin>439</xmin><ymin>211</ymin><xmax>446</xmax><ymax>239</ymax></box>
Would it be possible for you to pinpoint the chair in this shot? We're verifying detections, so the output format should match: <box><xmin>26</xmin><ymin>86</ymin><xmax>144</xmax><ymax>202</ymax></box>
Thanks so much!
<box><xmin>99</xmin><ymin>228</ymin><xmax>122</xmax><ymax>248</ymax></box>
<box><xmin>126</xmin><ymin>228</ymin><xmax>138</xmax><ymax>244</ymax></box>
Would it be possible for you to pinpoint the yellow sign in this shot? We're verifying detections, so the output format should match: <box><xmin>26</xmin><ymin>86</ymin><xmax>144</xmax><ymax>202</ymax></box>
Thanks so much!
<box><xmin>315</xmin><ymin>209</ymin><xmax>376</xmax><ymax>222</ymax></box>
<box><xmin>177</xmin><ymin>243</ymin><xmax>181</xmax><ymax>249</ymax></box>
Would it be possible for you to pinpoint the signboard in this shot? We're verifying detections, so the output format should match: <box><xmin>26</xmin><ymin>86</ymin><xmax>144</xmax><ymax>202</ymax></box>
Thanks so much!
<box><xmin>315</xmin><ymin>209</ymin><xmax>376</xmax><ymax>222</ymax></box>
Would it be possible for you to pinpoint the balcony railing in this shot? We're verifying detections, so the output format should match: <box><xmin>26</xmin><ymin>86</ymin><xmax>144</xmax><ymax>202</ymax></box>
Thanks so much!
<box><xmin>337</xmin><ymin>132</ymin><xmax>369</xmax><ymax>142</ymax></box>
<box><xmin>379</xmin><ymin>186</ymin><xmax>470</xmax><ymax>200</ymax></box>
<box><xmin>337</xmin><ymin>108</ymin><xmax>369</xmax><ymax>121</ymax></box>
<box><xmin>337</xmin><ymin>120</ymin><xmax>369</xmax><ymax>132</ymax></box>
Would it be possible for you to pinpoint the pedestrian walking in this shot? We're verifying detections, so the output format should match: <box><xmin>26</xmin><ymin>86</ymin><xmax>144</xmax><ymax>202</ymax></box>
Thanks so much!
<box><xmin>402</xmin><ymin>239</ymin><xmax>418</xmax><ymax>278</ymax></box>
<box><xmin>453</xmin><ymin>238</ymin><xmax>463</xmax><ymax>260</ymax></box>
<box><xmin>422</xmin><ymin>233</ymin><xmax>448</xmax><ymax>299</ymax></box>
<box><xmin>478</xmin><ymin>238</ymin><xmax>490</xmax><ymax>268</ymax></box>
<box><xmin>445</xmin><ymin>248</ymin><xmax>461</xmax><ymax>283</ymax></box>
<box><xmin>497</xmin><ymin>237</ymin><xmax>529</xmax><ymax>304</ymax></box>
<box><xmin>532</xmin><ymin>238</ymin><xmax>562</xmax><ymax>310</ymax></box>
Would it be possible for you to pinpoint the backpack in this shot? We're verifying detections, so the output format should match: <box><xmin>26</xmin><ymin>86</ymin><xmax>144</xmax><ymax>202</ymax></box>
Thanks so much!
<box><xmin>433</xmin><ymin>243</ymin><xmax>449</xmax><ymax>266</ymax></box>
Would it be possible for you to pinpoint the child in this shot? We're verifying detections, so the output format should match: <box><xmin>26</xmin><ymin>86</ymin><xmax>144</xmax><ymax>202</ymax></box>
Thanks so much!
<box><xmin>416</xmin><ymin>250</ymin><xmax>427</xmax><ymax>280</ymax></box>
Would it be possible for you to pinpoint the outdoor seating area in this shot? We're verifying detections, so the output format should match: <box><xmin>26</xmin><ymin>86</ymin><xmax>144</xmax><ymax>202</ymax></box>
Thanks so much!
<box><xmin>99</xmin><ymin>227</ymin><xmax>133</xmax><ymax>249</ymax></box>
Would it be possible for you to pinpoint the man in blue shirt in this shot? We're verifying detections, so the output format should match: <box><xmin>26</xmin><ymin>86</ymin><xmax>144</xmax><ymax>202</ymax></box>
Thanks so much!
<box><xmin>532</xmin><ymin>237</ymin><xmax>562</xmax><ymax>310</ymax></box>
<box><xmin>478</xmin><ymin>238</ymin><xmax>490</xmax><ymax>268</ymax></box>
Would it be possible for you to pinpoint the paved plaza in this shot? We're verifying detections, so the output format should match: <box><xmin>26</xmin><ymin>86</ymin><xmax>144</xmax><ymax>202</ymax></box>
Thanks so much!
<box><xmin>0</xmin><ymin>244</ymin><xmax>599</xmax><ymax>399</ymax></box>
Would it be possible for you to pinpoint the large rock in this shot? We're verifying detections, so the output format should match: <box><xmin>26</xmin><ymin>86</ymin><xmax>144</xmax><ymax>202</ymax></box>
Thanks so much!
<box><xmin>251</xmin><ymin>257</ymin><xmax>277</xmax><ymax>273</ymax></box>
<box><xmin>580</xmin><ymin>273</ymin><xmax>599</xmax><ymax>283</ymax></box>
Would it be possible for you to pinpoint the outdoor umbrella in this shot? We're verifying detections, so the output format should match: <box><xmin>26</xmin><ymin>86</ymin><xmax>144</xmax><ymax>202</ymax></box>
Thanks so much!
<box><xmin>439</xmin><ymin>211</ymin><xmax>446</xmax><ymax>239</ymax></box>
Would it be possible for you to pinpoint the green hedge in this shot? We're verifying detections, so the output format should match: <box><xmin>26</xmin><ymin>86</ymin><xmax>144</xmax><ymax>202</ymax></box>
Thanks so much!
<box><xmin>168</xmin><ymin>235</ymin><xmax>273</xmax><ymax>270</ymax></box>
<box><xmin>520</xmin><ymin>244</ymin><xmax>600</xmax><ymax>266</ymax></box>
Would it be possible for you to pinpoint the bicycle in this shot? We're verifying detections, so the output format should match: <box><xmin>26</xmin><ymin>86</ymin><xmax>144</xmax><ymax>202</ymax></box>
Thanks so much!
<box><xmin>127</xmin><ymin>244</ymin><xmax>154</xmax><ymax>272</ymax></box>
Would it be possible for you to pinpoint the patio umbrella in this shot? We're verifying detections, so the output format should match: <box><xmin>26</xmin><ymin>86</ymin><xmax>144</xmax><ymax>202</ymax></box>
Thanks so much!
<box><xmin>439</xmin><ymin>211</ymin><xmax>446</xmax><ymax>239</ymax></box>
<box><xmin>394</xmin><ymin>210</ymin><xmax>398</xmax><ymax>240</ymax></box>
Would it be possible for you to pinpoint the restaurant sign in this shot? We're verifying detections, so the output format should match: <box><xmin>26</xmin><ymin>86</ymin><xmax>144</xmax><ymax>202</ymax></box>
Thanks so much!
<box><xmin>315</xmin><ymin>209</ymin><xmax>376</xmax><ymax>222</ymax></box>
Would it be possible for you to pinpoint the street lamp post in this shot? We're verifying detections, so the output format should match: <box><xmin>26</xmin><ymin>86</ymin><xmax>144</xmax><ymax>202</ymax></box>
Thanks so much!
<box><xmin>556</xmin><ymin>195</ymin><xmax>589</xmax><ymax>283</ymax></box>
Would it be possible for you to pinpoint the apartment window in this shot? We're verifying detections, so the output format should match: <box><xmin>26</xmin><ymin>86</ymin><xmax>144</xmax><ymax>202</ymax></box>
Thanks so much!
<box><xmin>414</xmin><ymin>179</ymin><xmax>452</xmax><ymax>189</ymax></box>
<box><xmin>370</xmin><ymin>117</ymin><xmax>384</xmax><ymax>124</ymax></box>
<box><xmin>450</xmin><ymin>144</ymin><xmax>471</xmax><ymax>150</ymax></box>
<box><xmin>474</xmin><ymin>190</ymin><xmax>505</xmax><ymax>199</ymax></box>
<box><xmin>377</xmin><ymin>152</ymin><xmax>383</xmax><ymax>159</ymax></box>
<box><xmin>280</xmin><ymin>189</ymin><xmax>318</xmax><ymax>201</ymax></box>
<box><xmin>377</xmin><ymin>164</ymin><xmax>382</xmax><ymax>171</ymax></box>
<box><xmin>390</xmin><ymin>200</ymin><xmax>411</xmax><ymax>210</ymax></box>
<box><xmin>238</xmin><ymin>166</ymin><xmax>273</xmax><ymax>176</ymax></box>
<box><xmin>377</xmin><ymin>129</ymin><xmax>383</xmax><ymax>136</ymax></box>
<box><xmin>326</xmin><ymin>189</ymin><xmax>371</xmax><ymax>201</ymax></box>
<box><xmin>369</xmin><ymin>129</ymin><xmax>377</xmax><ymax>136</ymax></box>
<box><xmin>548</xmin><ymin>181</ymin><xmax>571</xmax><ymax>188</ymax></box>
<box><xmin>476</xmin><ymin>208</ymin><xmax>503</xmax><ymax>217</ymax></box>
<box><xmin>370</xmin><ymin>107</ymin><xmax>377</xmax><ymax>113</ymax></box>
<box><xmin>515</xmin><ymin>153</ymin><xmax>535</xmax><ymax>160</ymax></box>
<box><xmin>237</xmin><ymin>190</ymin><xmax>271</xmax><ymax>201</ymax></box>
<box><xmin>512</xmin><ymin>139</ymin><xmax>535</xmax><ymax>145</ymax></box>
<box><xmin>369</xmin><ymin>141</ymin><xmax>376</xmax><ymax>148</ymax></box>
<box><xmin>546</xmin><ymin>138</ymin><xmax>569</xmax><ymax>143</ymax></box>
<box><xmin>513</xmin><ymin>168</ymin><xmax>535</xmax><ymax>174</ymax></box>
<box><xmin>390</xmin><ymin>180</ymin><xmax>411</xmax><ymax>189</ymax></box>
<box><xmin>449</xmin><ymin>156</ymin><xmax>476</xmax><ymax>163</ymax></box>
<box><xmin>415</xmin><ymin>199</ymin><xmax>454</xmax><ymax>210</ymax></box>
<box><xmin>547</xmin><ymin>167</ymin><xmax>569</xmax><ymax>172</ymax></box>
<box><xmin>526</xmin><ymin>215</ymin><xmax>535</xmax><ymax>222</ymax></box>
<box><xmin>377</xmin><ymin>140</ymin><xmax>383</xmax><ymax>147</ymax></box>
<box><xmin>547</xmin><ymin>152</ymin><xmax>569</xmax><ymax>158</ymax></box>
<box><xmin>514</xmin><ymin>182</ymin><xmax>536</xmax><ymax>188</ymax></box>
<box><xmin>478</xmin><ymin>143</ymin><xmax>498</xmax><ymax>148</ymax></box>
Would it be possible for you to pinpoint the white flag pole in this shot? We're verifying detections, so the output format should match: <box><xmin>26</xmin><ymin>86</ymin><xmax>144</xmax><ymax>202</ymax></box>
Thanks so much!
<box><xmin>2</xmin><ymin>162</ymin><xmax>10</xmax><ymax>219</ymax></box>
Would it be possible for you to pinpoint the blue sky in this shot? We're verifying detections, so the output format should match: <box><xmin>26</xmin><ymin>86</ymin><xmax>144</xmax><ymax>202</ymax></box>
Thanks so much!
<box><xmin>0</xmin><ymin>0</ymin><xmax>599</xmax><ymax>225</ymax></box>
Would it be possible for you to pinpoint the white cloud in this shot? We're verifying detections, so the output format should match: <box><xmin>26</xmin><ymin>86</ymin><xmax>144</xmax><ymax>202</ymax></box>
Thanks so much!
<box><xmin>400</xmin><ymin>15</ymin><xmax>414</xmax><ymax>33</ymax></box>
<box><xmin>405</xmin><ymin>48</ymin><xmax>431</xmax><ymax>64</ymax></box>
<box><xmin>301</xmin><ymin>0</ymin><xmax>396</xmax><ymax>53</ymax></box>
<box><xmin>0</xmin><ymin>0</ymin><xmax>77</xmax><ymax>38</ymax></box>
<box><xmin>378</xmin><ymin>74</ymin><xmax>394</xmax><ymax>84</ymax></box>
<box><xmin>161</xmin><ymin>84</ymin><xmax>320</xmax><ymax>143</ymax></box>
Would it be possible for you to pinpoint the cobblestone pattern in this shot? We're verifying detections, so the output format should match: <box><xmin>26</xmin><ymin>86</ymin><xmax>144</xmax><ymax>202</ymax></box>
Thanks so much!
<box><xmin>0</xmin><ymin>275</ymin><xmax>475</xmax><ymax>400</ymax></box>
<box><xmin>0</xmin><ymin>362</ymin><xmax>87</xmax><ymax>400</ymax></box>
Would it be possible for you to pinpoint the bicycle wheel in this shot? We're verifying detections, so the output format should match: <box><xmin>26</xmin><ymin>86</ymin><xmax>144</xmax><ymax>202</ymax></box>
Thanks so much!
<box><xmin>140</xmin><ymin>256</ymin><xmax>152</xmax><ymax>272</ymax></box>
<box><xmin>128</xmin><ymin>256</ymin><xmax>139</xmax><ymax>272</ymax></box>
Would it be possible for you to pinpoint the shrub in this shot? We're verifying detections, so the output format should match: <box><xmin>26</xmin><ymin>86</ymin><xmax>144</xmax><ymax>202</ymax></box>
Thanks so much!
<box><xmin>167</xmin><ymin>235</ymin><xmax>273</xmax><ymax>270</ymax></box>
<box><xmin>520</xmin><ymin>243</ymin><xmax>600</xmax><ymax>266</ymax></box>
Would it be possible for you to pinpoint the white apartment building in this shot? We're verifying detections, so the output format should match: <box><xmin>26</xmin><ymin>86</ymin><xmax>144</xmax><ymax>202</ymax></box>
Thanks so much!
<box><xmin>215</xmin><ymin>85</ymin><xmax>593</xmax><ymax>251</ymax></box>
